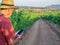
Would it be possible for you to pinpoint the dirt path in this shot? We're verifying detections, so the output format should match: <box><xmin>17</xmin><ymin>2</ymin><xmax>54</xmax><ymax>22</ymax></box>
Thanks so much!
<box><xmin>18</xmin><ymin>19</ymin><xmax>60</xmax><ymax>45</ymax></box>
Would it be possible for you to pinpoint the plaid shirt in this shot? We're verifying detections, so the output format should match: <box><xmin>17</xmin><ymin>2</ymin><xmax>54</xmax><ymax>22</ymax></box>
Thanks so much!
<box><xmin>0</xmin><ymin>15</ymin><xmax>15</xmax><ymax>45</ymax></box>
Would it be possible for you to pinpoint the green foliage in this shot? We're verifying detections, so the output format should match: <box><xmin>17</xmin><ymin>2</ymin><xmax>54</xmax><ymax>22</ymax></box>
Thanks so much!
<box><xmin>9</xmin><ymin>10</ymin><xmax>39</xmax><ymax>32</ymax></box>
<box><xmin>0</xmin><ymin>3</ymin><xmax>1</xmax><ymax>10</ymax></box>
<box><xmin>41</xmin><ymin>10</ymin><xmax>60</xmax><ymax>25</ymax></box>
<box><xmin>0</xmin><ymin>3</ymin><xmax>1</xmax><ymax>6</ymax></box>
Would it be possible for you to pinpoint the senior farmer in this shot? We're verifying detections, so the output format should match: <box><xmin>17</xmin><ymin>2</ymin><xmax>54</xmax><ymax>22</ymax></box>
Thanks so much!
<box><xmin>0</xmin><ymin>0</ymin><xmax>24</xmax><ymax>45</ymax></box>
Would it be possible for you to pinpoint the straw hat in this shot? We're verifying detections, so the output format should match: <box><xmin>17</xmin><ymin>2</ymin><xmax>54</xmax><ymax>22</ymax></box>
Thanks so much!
<box><xmin>0</xmin><ymin>0</ymin><xmax>16</xmax><ymax>18</ymax></box>
<box><xmin>0</xmin><ymin>0</ymin><xmax>15</xmax><ymax>9</ymax></box>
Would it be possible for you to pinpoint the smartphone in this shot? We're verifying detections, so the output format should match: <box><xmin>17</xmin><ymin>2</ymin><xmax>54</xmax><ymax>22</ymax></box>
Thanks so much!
<box><xmin>17</xmin><ymin>29</ymin><xmax>24</xmax><ymax>35</ymax></box>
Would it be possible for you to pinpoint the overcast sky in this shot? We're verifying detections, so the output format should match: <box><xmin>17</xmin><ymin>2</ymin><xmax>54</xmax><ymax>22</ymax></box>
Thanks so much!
<box><xmin>0</xmin><ymin>0</ymin><xmax>60</xmax><ymax>7</ymax></box>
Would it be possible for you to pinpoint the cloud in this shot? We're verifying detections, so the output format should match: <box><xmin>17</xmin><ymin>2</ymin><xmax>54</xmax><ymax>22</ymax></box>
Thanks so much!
<box><xmin>15</xmin><ymin>0</ymin><xmax>60</xmax><ymax>7</ymax></box>
<box><xmin>0</xmin><ymin>0</ymin><xmax>60</xmax><ymax>7</ymax></box>
<box><xmin>0</xmin><ymin>0</ymin><xmax>2</xmax><ymax>2</ymax></box>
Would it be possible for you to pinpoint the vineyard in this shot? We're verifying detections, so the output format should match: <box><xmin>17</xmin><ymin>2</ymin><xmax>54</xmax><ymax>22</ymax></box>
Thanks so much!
<box><xmin>0</xmin><ymin>3</ymin><xmax>1</xmax><ymax>7</ymax></box>
<box><xmin>40</xmin><ymin>10</ymin><xmax>60</xmax><ymax>25</ymax></box>
<box><xmin>9</xmin><ymin>10</ymin><xmax>39</xmax><ymax>31</ymax></box>
<box><xmin>9</xmin><ymin>9</ymin><xmax>60</xmax><ymax>32</ymax></box>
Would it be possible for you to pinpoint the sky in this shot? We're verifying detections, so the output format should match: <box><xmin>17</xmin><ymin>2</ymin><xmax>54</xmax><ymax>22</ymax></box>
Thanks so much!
<box><xmin>0</xmin><ymin>0</ymin><xmax>60</xmax><ymax>7</ymax></box>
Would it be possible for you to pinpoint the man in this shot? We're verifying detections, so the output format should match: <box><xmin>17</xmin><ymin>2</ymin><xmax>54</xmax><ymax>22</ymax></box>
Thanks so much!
<box><xmin>0</xmin><ymin>13</ymin><xmax>24</xmax><ymax>45</ymax></box>
<box><xmin>0</xmin><ymin>0</ymin><xmax>24</xmax><ymax>45</ymax></box>
<box><xmin>0</xmin><ymin>12</ymin><xmax>15</xmax><ymax>45</ymax></box>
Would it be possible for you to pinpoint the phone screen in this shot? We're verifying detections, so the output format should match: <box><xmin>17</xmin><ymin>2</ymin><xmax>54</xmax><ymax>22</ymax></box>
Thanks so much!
<box><xmin>17</xmin><ymin>29</ymin><xmax>24</xmax><ymax>35</ymax></box>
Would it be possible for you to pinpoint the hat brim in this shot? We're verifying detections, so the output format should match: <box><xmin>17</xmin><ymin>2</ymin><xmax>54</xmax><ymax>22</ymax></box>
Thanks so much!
<box><xmin>0</xmin><ymin>5</ymin><xmax>16</xmax><ymax>9</ymax></box>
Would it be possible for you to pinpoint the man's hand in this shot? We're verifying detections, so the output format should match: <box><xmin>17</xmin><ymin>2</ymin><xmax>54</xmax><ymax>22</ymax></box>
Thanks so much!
<box><xmin>8</xmin><ymin>38</ymin><xmax>15</xmax><ymax>45</ymax></box>
<box><xmin>17</xmin><ymin>32</ymin><xmax>24</xmax><ymax>40</ymax></box>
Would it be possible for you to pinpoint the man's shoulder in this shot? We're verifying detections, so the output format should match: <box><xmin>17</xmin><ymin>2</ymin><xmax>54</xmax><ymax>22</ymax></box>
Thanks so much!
<box><xmin>0</xmin><ymin>14</ymin><xmax>4</xmax><ymax>16</ymax></box>
<box><xmin>0</xmin><ymin>14</ymin><xmax>11</xmax><ymax>23</ymax></box>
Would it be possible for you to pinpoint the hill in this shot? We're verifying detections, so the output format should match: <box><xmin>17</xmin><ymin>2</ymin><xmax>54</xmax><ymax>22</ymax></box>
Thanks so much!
<box><xmin>45</xmin><ymin>4</ymin><xmax>60</xmax><ymax>9</ymax></box>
